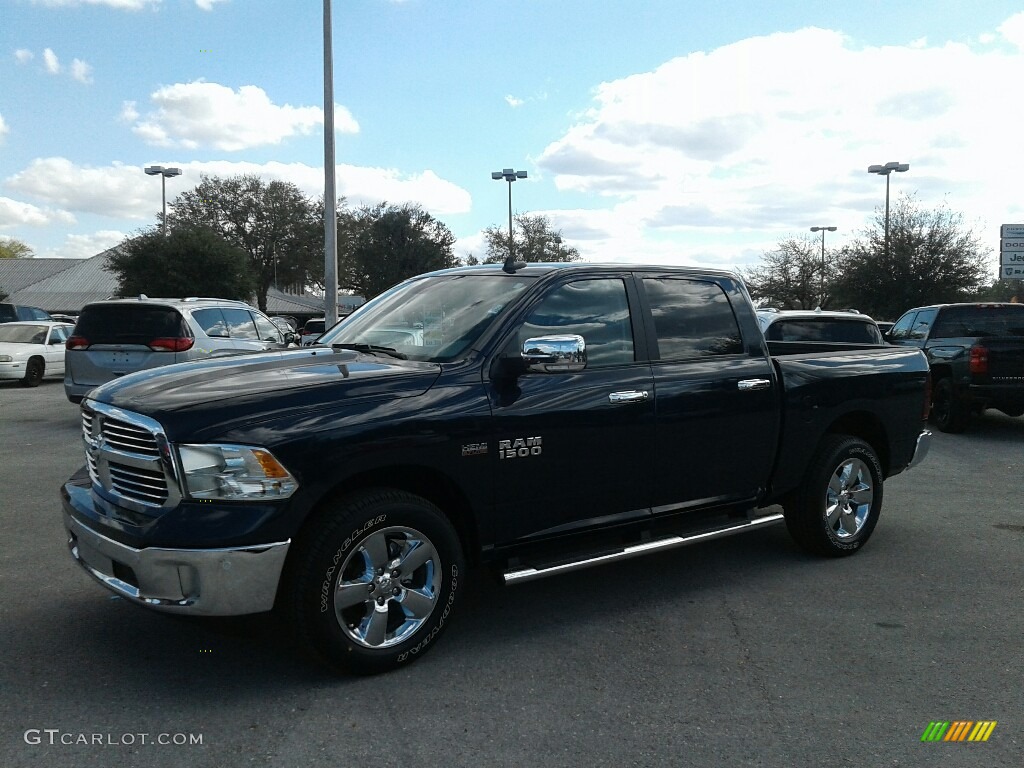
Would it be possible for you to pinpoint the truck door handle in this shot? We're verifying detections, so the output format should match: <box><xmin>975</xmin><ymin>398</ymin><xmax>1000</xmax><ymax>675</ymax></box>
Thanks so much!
<box><xmin>608</xmin><ymin>390</ymin><xmax>650</xmax><ymax>404</ymax></box>
<box><xmin>738</xmin><ymin>379</ymin><xmax>772</xmax><ymax>391</ymax></box>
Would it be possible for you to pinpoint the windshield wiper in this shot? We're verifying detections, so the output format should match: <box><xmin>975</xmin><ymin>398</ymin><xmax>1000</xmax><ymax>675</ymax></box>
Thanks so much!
<box><xmin>331</xmin><ymin>343</ymin><xmax>407</xmax><ymax>360</ymax></box>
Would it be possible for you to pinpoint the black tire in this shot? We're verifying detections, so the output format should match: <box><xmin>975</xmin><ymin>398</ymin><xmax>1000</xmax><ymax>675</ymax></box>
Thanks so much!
<box><xmin>20</xmin><ymin>358</ymin><xmax>43</xmax><ymax>388</ymax></box>
<box><xmin>930</xmin><ymin>377</ymin><xmax>968</xmax><ymax>433</ymax></box>
<box><xmin>783</xmin><ymin>435</ymin><xmax>883</xmax><ymax>557</ymax></box>
<box><xmin>282</xmin><ymin>488</ymin><xmax>464</xmax><ymax>675</ymax></box>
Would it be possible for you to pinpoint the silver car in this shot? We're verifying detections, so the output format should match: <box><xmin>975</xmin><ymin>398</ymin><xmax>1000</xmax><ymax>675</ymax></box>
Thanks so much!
<box><xmin>64</xmin><ymin>296</ymin><xmax>289</xmax><ymax>403</ymax></box>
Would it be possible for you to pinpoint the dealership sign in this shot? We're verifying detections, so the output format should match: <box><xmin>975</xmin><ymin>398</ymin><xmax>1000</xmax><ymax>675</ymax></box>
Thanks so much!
<box><xmin>1000</xmin><ymin>225</ymin><xmax>1024</xmax><ymax>278</ymax></box>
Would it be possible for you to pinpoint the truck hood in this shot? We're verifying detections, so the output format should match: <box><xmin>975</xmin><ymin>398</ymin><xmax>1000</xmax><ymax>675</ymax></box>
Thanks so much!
<box><xmin>89</xmin><ymin>347</ymin><xmax>442</xmax><ymax>435</ymax></box>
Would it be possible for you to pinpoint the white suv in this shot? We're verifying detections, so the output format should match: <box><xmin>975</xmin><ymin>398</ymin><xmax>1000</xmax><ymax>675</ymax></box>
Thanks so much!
<box><xmin>757</xmin><ymin>308</ymin><xmax>884</xmax><ymax>344</ymax></box>
<box><xmin>64</xmin><ymin>296</ymin><xmax>289</xmax><ymax>403</ymax></box>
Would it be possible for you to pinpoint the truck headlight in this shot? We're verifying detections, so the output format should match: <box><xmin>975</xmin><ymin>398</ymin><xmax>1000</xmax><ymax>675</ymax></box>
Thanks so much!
<box><xmin>177</xmin><ymin>444</ymin><xmax>298</xmax><ymax>501</ymax></box>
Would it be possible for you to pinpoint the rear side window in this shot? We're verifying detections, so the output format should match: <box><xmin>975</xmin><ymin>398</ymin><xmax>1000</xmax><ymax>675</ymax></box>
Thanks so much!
<box><xmin>221</xmin><ymin>308</ymin><xmax>259</xmax><ymax>340</ymax></box>
<box><xmin>767</xmin><ymin>319</ymin><xmax>882</xmax><ymax>344</ymax></box>
<box><xmin>74</xmin><ymin>305</ymin><xmax>188</xmax><ymax>344</ymax></box>
<box><xmin>643</xmin><ymin>278</ymin><xmax>743</xmax><ymax>359</ymax></box>
<box><xmin>192</xmin><ymin>308</ymin><xmax>230</xmax><ymax>338</ymax></box>
<box><xmin>932</xmin><ymin>306</ymin><xmax>1024</xmax><ymax>338</ymax></box>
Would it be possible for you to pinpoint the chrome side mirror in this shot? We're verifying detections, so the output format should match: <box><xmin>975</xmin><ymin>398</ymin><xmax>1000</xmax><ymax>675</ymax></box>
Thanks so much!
<box><xmin>521</xmin><ymin>334</ymin><xmax>587</xmax><ymax>373</ymax></box>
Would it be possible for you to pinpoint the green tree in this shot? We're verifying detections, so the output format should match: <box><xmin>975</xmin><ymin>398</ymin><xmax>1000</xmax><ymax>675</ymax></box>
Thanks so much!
<box><xmin>339</xmin><ymin>202</ymin><xmax>458</xmax><ymax>300</ymax></box>
<box><xmin>107</xmin><ymin>225</ymin><xmax>256</xmax><ymax>301</ymax></box>
<box><xmin>832</xmin><ymin>194</ymin><xmax>990</xmax><ymax>319</ymax></box>
<box><xmin>742</xmin><ymin>235</ymin><xmax>839</xmax><ymax>309</ymax></box>
<box><xmin>482</xmin><ymin>213</ymin><xmax>580</xmax><ymax>264</ymax></box>
<box><xmin>169</xmin><ymin>175</ymin><xmax>323</xmax><ymax>311</ymax></box>
<box><xmin>0</xmin><ymin>237</ymin><xmax>34</xmax><ymax>259</ymax></box>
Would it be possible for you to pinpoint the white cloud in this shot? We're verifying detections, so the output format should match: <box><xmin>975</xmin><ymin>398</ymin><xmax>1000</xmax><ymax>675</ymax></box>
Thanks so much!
<box><xmin>0</xmin><ymin>196</ymin><xmax>76</xmax><ymax>229</ymax></box>
<box><xmin>5</xmin><ymin>159</ymin><xmax>160</xmax><ymax>218</ymax></box>
<box><xmin>70</xmin><ymin>59</ymin><xmax>94</xmax><ymax>84</ymax></box>
<box><xmin>14</xmin><ymin>49</ymin><xmax>34</xmax><ymax>64</ymax></box>
<box><xmin>119</xmin><ymin>101</ymin><xmax>139</xmax><ymax>122</ymax></box>
<box><xmin>999</xmin><ymin>12</ymin><xmax>1024</xmax><ymax>49</ymax></box>
<box><xmin>194</xmin><ymin>0</ymin><xmax>227</xmax><ymax>9</ymax></box>
<box><xmin>41</xmin><ymin>230</ymin><xmax>127</xmax><ymax>259</ymax></box>
<box><xmin>3</xmin><ymin>157</ymin><xmax>471</xmax><ymax>224</ymax></box>
<box><xmin>42</xmin><ymin>48</ymin><xmax>60</xmax><ymax>74</ymax></box>
<box><xmin>31</xmin><ymin>0</ymin><xmax>160</xmax><ymax>9</ymax></box>
<box><xmin>130</xmin><ymin>81</ymin><xmax>353</xmax><ymax>151</ymax></box>
<box><xmin>505</xmin><ymin>95</ymin><xmax>524</xmax><ymax>108</ymax></box>
<box><xmin>0</xmin><ymin>113</ymin><xmax>7</xmax><ymax>141</ymax></box>
<box><xmin>534</xmin><ymin>23</ymin><xmax>1024</xmax><ymax>268</ymax></box>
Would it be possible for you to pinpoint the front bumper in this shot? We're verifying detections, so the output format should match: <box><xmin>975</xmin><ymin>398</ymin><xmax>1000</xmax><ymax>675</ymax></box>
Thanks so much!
<box><xmin>907</xmin><ymin>429</ymin><xmax>932</xmax><ymax>470</ymax></box>
<box><xmin>64</xmin><ymin>511</ymin><xmax>290</xmax><ymax>616</ymax></box>
<box><xmin>0</xmin><ymin>361</ymin><xmax>26</xmax><ymax>380</ymax></box>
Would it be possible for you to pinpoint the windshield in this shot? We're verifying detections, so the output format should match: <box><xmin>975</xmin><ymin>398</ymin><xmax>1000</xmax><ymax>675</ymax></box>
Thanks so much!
<box><xmin>0</xmin><ymin>324</ymin><xmax>48</xmax><ymax>344</ymax></box>
<box><xmin>318</xmin><ymin>273</ymin><xmax>535</xmax><ymax>362</ymax></box>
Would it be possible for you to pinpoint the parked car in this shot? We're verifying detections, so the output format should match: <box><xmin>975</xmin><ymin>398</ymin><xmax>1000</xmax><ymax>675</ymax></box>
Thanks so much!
<box><xmin>886</xmin><ymin>302</ymin><xmax>1024</xmax><ymax>432</ymax></box>
<box><xmin>62</xmin><ymin>263</ymin><xmax>931</xmax><ymax>675</ymax></box>
<box><xmin>50</xmin><ymin>313</ymin><xmax>79</xmax><ymax>326</ymax></box>
<box><xmin>0</xmin><ymin>321</ymin><xmax>74</xmax><ymax>387</ymax></box>
<box><xmin>64</xmin><ymin>296</ymin><xmax>291</xmax><ymax>403</ymax></box>
<box><xmin>875</xmin><ymin>321</ymin><xmax>895</xmax><ymax>336</ymax></box>
<box><xmin>757</xmin><ymin>308</ymin><xmax>885</xmax><ymax>344</ymax></box>
<box><xmin>0</xmin><ymin>303</ymin><xmax>53</xmax><ymax>323</ymax></box>
<box><xmin>300</xmin><ymin>317</ymin><xmax>326</xmax><ymax>346</ymax></box>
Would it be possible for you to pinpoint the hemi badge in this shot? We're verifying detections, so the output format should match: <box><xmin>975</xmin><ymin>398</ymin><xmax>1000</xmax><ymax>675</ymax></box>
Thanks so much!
<box><xmin>461</xmin><ymin>442</ymin><xmax>488</xmax><ymax>457</ymax></box>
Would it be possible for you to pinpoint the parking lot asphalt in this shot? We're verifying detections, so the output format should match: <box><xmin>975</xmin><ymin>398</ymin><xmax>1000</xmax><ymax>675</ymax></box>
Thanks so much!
<box><xmin>1</xmin><ymin>379</ymin><xmax>1021</xmax><ymax>768</ymax></box>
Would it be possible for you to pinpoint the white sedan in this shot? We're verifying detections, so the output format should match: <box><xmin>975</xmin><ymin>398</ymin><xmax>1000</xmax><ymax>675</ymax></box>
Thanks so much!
<box><xmin>0</xmin><ymin>321</ymin><xmax>75</xmax><ymax>387</ymax></box>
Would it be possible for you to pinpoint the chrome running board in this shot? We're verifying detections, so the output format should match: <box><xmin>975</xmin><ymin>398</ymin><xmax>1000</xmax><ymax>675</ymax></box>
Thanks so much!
<box><xmin>502</xmin><ymin>513</ymin><xmax>785</xmax><ymax>585</ymax></box>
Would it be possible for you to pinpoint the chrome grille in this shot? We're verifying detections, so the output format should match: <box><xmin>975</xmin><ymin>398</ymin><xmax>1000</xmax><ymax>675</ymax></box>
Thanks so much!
<box><xmin>101</xmin><ymin>416</ymin><xmax>161</xmax><ymax>457</ymax></box>
<box><xmin>81</xmin><ymin>402</ymin><xmax>179</xmax><ymax>512</ymax></box>
<box><xmin>108</xmin><ymin>462</ymin><xmax>169</xmax><ymax>504</ymax></box>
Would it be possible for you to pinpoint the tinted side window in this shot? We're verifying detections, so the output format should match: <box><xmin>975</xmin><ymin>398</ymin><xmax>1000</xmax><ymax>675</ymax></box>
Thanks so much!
<box><xmin>0</xmin><ymin>304</ymin><xmax>16</xmax><ymax>323</ymax></box>
<box><xmin>908</xmin><ymin>308</ymin><xmax>937</xmax><ymax>340</ymax></box>
<box><xmin>643</xmin><ymin>278</ymin><xmax>743</xmax><ymax>359</ymax></box>
<box><xmin>221</xmin><ymin>308</ymin><xmax>259</xmax><ymax>340</ymax></box>
<box><xmin>252</xmin><ymin>312</ymin><xmax>281</xmax><ymax>343</ymax></box>
<box><xmin>192</xmin><ymin>308</ymin><xmax>229</xmax><ymax>338</ymax></box>
<box><xmin>519</xmin><ymin>279</ymin><xmax>634</xmax><ymax>367</ymax></box>
<box><xmin>888</xmin><ymin>311</ymin><xmax>916</xmax><ymax>340</ymax></box>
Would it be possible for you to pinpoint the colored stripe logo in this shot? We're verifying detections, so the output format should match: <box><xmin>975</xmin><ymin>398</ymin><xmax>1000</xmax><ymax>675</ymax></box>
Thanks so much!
<box><xmin>921</xmin><ymin>721</ymin><xmax>997</xmax><ymax>742</ymax></box>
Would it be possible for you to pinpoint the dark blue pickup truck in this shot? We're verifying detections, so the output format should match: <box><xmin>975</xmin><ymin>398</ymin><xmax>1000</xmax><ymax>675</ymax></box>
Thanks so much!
<box><xmin>62</xmin><ymin>263</ymin><xmax>931</xmax><ymax>674</ymax></box>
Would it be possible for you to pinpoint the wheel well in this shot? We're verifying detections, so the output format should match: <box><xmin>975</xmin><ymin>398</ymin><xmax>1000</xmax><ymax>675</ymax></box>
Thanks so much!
<box><xmin>304</xmin><ymin>465</ymin><xmax>481</xmax><ymax>565</ymax></box>
<box><xmin>825</xmin><ymin>411</ymin><xmax>890</xmax><ymax>475</ymax></box>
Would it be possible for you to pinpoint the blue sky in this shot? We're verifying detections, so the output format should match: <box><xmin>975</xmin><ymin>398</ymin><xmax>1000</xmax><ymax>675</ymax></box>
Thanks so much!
<box><xmin>2</xmin><ymin>0</ymin><xmax>1024</xmax><ymax>278</ymax></box>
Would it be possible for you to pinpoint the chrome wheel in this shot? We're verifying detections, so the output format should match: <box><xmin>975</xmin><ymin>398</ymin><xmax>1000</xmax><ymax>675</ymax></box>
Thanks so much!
<box><xmin>333</xmin><ymin>526</ymin><xmax>441</xmax><ymax>649</ymax></box>
<box><xmin>825</xmin><ymin>458</ymin><xmax>873</xmax><ymax>540</ymax></box>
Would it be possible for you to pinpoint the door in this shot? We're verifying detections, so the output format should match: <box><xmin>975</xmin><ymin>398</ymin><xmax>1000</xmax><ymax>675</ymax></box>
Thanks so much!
<box><xmin>641</xmin><ymin>277</ymin><xmax>779</xmax><ymax>513</ymax></box>
<box><xmin>487</xmin><ymin>276</ymin><xmax>655</xmax><ymax>545</ymax></box>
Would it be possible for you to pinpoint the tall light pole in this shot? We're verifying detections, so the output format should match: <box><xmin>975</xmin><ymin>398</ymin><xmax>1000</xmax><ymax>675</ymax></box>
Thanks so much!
<box><xmin>810</xmin><ymin>226</ymin><xmax>837</xmax><ymax>307</ymax></box>
<box><xmin>144</xmin><ymin>166</ymin><xmax>182</xmax><ymax>235</ymax></box>
<box><xmin>867</xmin><ymin>161</ymin><xmax>909</xmax><ymax>259</ymax></box>
<box><xmin>322</xmin><ymin>0</ymin><xmax>338</xmax><ymax>328</ymax></box>
<box><xmin>491</xmin><ymin>168</ymin><xmax>527</xmax><ymax>271</ymax></box>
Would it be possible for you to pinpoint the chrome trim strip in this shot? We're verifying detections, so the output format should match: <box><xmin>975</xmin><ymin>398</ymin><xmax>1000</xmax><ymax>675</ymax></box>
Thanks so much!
<box><xmin>907</xmin><ymin>429</ymin><xmax>932</xmax><ymax>470</ymax></box>
<box><xmin>502</xmin><ymin>513</ymin><xmax>785</xmax><ymax>585</ymax></box>
<box><xmin>608</xmin><ymin>390</ymin><xmax>650</xmax><ymax>404</ymax></box>
<box><xmin>64</xmin><ymin>512</ymin><xmax>290</xmax><ymax>616</ymax></box>
<box><xmin>738</xmin><ymin>378</ymin><xmax>772</xmax><ymax>391</ymax></box>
